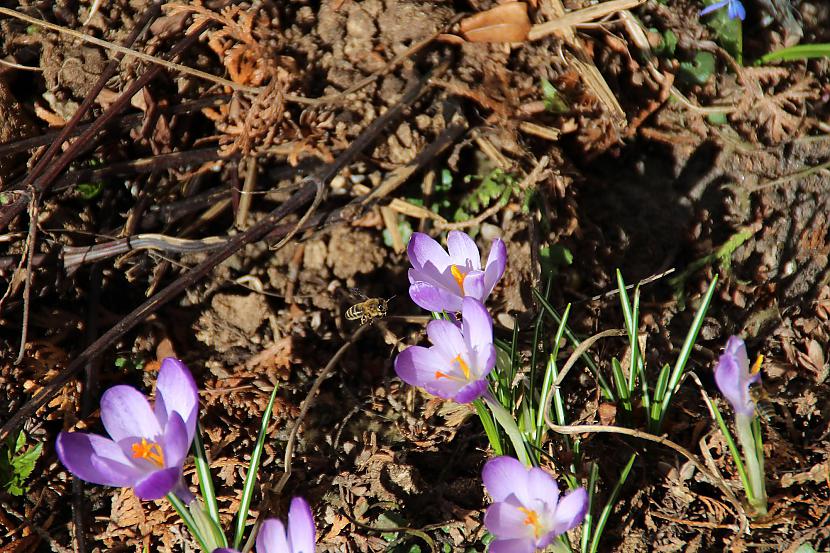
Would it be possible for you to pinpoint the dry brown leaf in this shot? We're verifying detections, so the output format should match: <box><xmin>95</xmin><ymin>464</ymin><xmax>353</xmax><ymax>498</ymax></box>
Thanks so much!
<box><xmin>460</xmin><ymin>2</ymin><xmax>531</xmax><ymax>43</ymax></box>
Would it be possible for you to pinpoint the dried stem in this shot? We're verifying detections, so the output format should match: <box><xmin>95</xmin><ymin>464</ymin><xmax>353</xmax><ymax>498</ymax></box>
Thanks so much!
<box><xmin>0</xmin><ymin>68</ymin><xmax>435</xmax><ymax>443</ymax></box>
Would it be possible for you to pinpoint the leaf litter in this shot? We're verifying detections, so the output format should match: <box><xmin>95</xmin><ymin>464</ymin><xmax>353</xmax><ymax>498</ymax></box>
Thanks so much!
<box><xmin>0</xmin><ymin>0</ymin><xmax>829</xmax><ymax>550</ymax></box>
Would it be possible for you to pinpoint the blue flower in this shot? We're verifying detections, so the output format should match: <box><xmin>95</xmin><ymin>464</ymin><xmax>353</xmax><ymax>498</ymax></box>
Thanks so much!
<box><xmin>700</xmin><ymin>0</ymin><xmax>746</xmax><ymax>21</ymax></box>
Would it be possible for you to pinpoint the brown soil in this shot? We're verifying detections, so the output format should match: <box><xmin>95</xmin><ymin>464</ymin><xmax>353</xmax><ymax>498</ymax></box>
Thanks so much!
<box><xmin>1</xmin><ymin>0</ymin><xmax>829</xmax><ymax>551</ymax></box>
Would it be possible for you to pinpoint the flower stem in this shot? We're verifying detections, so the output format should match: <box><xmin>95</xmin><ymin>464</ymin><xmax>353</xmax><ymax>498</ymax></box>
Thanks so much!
<box><xmin>167</xmin><ymin>493</ymin><xmax>210</xmax><ymax>552</ymax></box>
<box><xmin>735</xmin><ymin>413</ymin><xmax>767</xmax><ymax>515</ymax></box>
<box><xmin>484</xmin><ymin>395</ymin><xmax>532</xmax><ymax>466</ymax></box>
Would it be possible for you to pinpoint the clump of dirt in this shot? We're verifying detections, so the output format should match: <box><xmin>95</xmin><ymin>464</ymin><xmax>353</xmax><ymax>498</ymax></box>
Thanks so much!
<box><xmin>326</xmin><ymin>226</ymin><xmax>387</xmax><ymax>280</ymax></box>
<box><xmin>39</xmin><ymin>37</ymin><xmax>107</xmax><ymax>117</ymax></box>
<box><xmin>195</xmin><ymin>292</ymin><xmax>272</xmax><ymax>353</ymax></box>
<box><xmin>0</xmin><ymin>81</ymin><xmax>36</xmax><ymax>177</ymax></box>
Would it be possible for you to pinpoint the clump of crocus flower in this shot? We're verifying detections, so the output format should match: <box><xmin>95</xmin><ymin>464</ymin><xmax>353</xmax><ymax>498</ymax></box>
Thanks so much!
<box><xmin>700</xmin><ymin>0</ymin><xmax>745</xmax><ymax>21</ymax></box>
<box><xmin>214</xmin><ymin>497</ymin><xmax>316</xmax><ymax>553</ymax></box>
<box><xmin>399</xmin><ymin>230</ymin><xmax>532</xmax><ymax>465</ymax></box>
<box><xmin>56</xmin><ymin>358</ymin><xmax>199</xmax><ymax>501</ymax></box>
<box><xmin>395</xmin><ymin>296</ymin><xmax>496</xmax><ymax>403</ymax></box>
<box><xmin>482</xmin><ymin>456</ymin><xmax>588</xmax><ymax>553</ymax></box>
<box><xmin>407</xmin><ymin>230</ymin><xmax>506</xmax><ymax>313</ymax></box>
<box><xmin>714</xmin><ymin>336</ymin><xmax>767</xmax><ymax>515</ymax></box>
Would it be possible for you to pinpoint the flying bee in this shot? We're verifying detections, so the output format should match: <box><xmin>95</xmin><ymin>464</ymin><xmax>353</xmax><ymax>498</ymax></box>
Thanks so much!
<box><xmin>748</xmin><ymin>354</ymin><xmax>776</xmax><ymax>421</ymax></box>
<box><xmin>749</xmin><ymin>385</ymin><xmax>776</xmax><ymax>422</ymax></box>
<box><xmin>345</xmin><ymin>289</ymin><xmax>394</xmax><ymax>325</ymax></box>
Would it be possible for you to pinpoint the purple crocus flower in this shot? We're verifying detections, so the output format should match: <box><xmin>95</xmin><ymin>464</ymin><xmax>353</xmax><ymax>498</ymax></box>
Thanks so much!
<box><xmin>700</xmin><ymin>0</ymin><xmax>746</xmax><ymax>21</ymax></box>
<box><xmin>215</xmin><ymin>498</ymin><xmax>315</xmax><ymax>553</ymax></box>
<box><xmin>714</xmin><ymin>335</ymin><xmax>760</xmax><ymax>417</ymax></box>
<box><xmin>56</xmin><ymin>358</ymin><xmax>199</xmax><ymax>501</ymax></box>
<box><xmin>407</xmin><ymin>230</ymin><xmax>506</xmax><ymax>313</ymax></box>
<box><xmin>257</xmin><ymin>497</ymin><xmax>316</xmax><ymax>553</ymax></box>
<box><xmin>482</xmin><ymin>457</ymin><xmax>588</xmax><ymax>553</ymax></box>
<box><xmin>394</xmin><ymin>296</ymin><xmax>496</xmax><ymax>403</ymax></box>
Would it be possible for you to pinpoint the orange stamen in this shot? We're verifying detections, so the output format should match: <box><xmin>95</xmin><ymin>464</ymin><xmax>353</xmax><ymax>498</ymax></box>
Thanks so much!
<box><xmin>131</xmin><ymin>438</ymin><xmax>165</xmax><ymax>468</ymax></box>
<box><xmin>435</xmin><ymin>371</ymin><xmax>449</xmax><ymax>380</ymax></box>
<box><xmin>450</xmin><ymin>265</ymin><xmax>466</xmax><ymax>294</ymax></box>
<box><xmin>518</xmin><ymin>507</ymin><xmax>543</xmax><ymax>538</ymax></box>
<box><xmin>452</xmin><ymin>354</ymin><xmax>471</xmax><ymax>379</ymax></box>
<box><xmin>751</xmin><ymin>354</ymin><xmax>764</xmax><ymax>375</ymax></box>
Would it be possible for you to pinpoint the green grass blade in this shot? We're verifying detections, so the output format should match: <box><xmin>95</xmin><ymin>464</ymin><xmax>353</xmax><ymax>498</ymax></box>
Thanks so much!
<box><xmin>611</xmin><ymin>358</ymin><xmax>631</xmax><ymax>414</ymax></box>
<box><xmin>581</xmin><ymin>462</ymin><xmax>600</xmax><ymax>553</ymax></box>
<box><xmin>530</xmin><ymin>278</ymin><xmax>553</xmax><ymax>401</ymax></box>
<box><xmin>752</xmin><ymin>416</ymin><xmax>765</xmax><ymax>484</ymax></box>
<box><xmin>232</xmin><ymin>385</ymin><xmax>279</xmax><ymax>549</ymax></box>
<box><xmin>649</xmin><ymin>364</ymin><xmax>671</xmax><ymax>431</ymax></box>
<box><xmin>616</xmin><ymin>271</ymin><xmax>635</xmax><ymax>340</ymax></box>
<box><xmin>168</xmin><ymin>492</ymin><xmax>209</xmax><ymax>553</ymax></box>
<box><xmin>532</xmin><ymin>289</ymin><xmax>616</xmax><ymax>400</ymax></box>
<box><xmin>758</xmin><ymin>43</ymin><xmax>830</xmax><ymax>64</ymax></box>
<box><xmin>628</xmin><ymin>286</ymin><xmax>642</xmax><ymax>394</ymax></box>
<box><xmin>615</xmin><ymin>271</ymin><xmax>645</xmax><ymax>399</ymax></box>
<box><xmin>536</xmin><ymin>304</ymin><xmax>572</xmax><ymax>443</ymax></box>
<box><xmin>589</xmin><ymin>453</ymin><xmax>637</xmax><ymax>553</ymax></box>
<box><xmin>192</xmin><ymin>423</ymin><xmax>225</xmax><ymax>546</ymax></box>
<box><xmin>657</xmin><ymin>276</ymin><xmax>718</xmax><ymax>429</ymax></box>
<box><xmin>509</xmin><ymin>317</ymin><xmax>521</xmax><ymax>410</ymax></box>
<box><xmin>474</xmin><ymin>397</ymin><xmax>504</xmax><ymax>456</ymax></box>
<box><xmin>711</xmin><ymin>399</ymin><xmax>752</xmax><ymax>499</ymax></box>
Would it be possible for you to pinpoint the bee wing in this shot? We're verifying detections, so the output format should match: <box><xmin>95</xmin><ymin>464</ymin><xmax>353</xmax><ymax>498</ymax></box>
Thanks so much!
<box><xmin>350</xmin><ymin>287</ymin><xmax>369</xmax><ymax>301</ymax></box>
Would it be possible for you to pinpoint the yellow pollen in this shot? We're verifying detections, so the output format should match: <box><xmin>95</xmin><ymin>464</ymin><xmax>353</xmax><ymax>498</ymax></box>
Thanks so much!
<box><xmin>450</xmin><ymin>265</ymin><xmax>466</xmax><ymax>294</ymax></box>
<box><xmin>452</xmin><ymin>354</ymin><xmax>471</xmax><ymax>379</ymax></box>
<box><xmin>131</xmin><ymin>438</ymin><xmax>165</xmax><ymax>468</ymax></box>
<box><xmin>751</xmin><ymin>354</ymin><xmax>764</xmax><ymax>375</ymax></box>
<box><xmin>518</xmin><ymin>507</ymin><xmax>543</xmax><ymax>538</ymax></box>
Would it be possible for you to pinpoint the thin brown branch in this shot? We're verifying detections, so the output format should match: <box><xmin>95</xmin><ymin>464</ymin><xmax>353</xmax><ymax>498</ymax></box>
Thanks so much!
<box><xmin>0</xmin><ymin>7</ymin><xmax>259</xmax><ymax>94</ymax></box>
<box><xmin>554</xmin><ymin>329</ymin><xmax>627</xmax><ymax>386</ymax></box>
<box><xmin>545</xmin><ymin>421</ymin><xmax>747</xmax><ymax>520</ymax></box>
<box><xmin>14</xmin><ymin>194</ymin><xmax>38</xmax><ymax>364</ymax></box>
<box><xmin>0</xmin><ymin>14</ymin><xmax>208</xmax><ymax>231</ymax></box>
<box><xmin>0</xmin><ymin>68</ymin><xmax>435</xmax><ymax>443</ymax></box>
<box><xmin>272</xmin><ymin>324</ymin><xmax>371</xmax><ymax>497</ymax></box>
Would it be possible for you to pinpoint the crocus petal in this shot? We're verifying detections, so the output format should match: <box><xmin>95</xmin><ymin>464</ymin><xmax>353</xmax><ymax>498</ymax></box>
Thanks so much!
<box><xmin>171</xmin><ymin>477</ymin><xmax>195</xmax><ymax>504</ymax></box>
<box><xmin>699</xmin><ymin>0</ymin><xmax>728</xmax><ymax>15</ymax></box>
<box><xmin>56</xmin><ymin>431</ymin><xmax>143</xmax><ymax>487</ymax></box>
<box><xmin>446</xmin><ymin>231</ymin><xmax>482</xmax><ymax>270</ymax></box>
<box><xmin>483</xmin><ymin>238</ymin><xmax>507</xmax><ymax>295</ymax></box>
<box><xmin>394</xmin><ymin>346</ymin><xmax>444</xmax><ymax>390</ymax></box>
<box><xmin>484</xmin><ymin>502</ymin><xmax>534</xmax><ymax>539</ymax></box>
<box><xmin>426</xmin><ymin>319</ymin><xmax>466</xmax><ymax>363</ymax></box>
<box><xmin>213</xmin><ymin>549</ymin><xmax>241</xmax><ymax>553</ymax></box>
<box><xmin>287</xmin><ymin>497</ymin><xmax>316</xmax><ymax>553</ymax></box>
<box><xmin>482</xmin><ymin>456</ymin><xmax>528</xmax><ymax>502</ymax></box>
<box><xmin>257</xmin><ymin>518</ymin><xmax>289</xmax><ymax>553</ymax></box>
<box><xmin>452</xmin><ymin>378</ymin><xmax>488</xmax><ymax>403</ymax></box>
<box><xmin>408</xmin><ymin>232</ymin><xmax>452</xmax><ymax>272</ymax></box>
<box><xmin>134</xmin><ymin>466</ymin><xmax>181</xmax><ymax>500</ymax></box>
<box><xmin>527</xmin><ymin>467</ymin><xmax>560</xmax><ymax>507</ymax></box>
<box><xmin>409</xmin><ymin>281</ymin><xmax>463</xmax><ymax>313</ymax></box>
<box><xmin>715</xmin><ymin>353</ymin><xmax>754</xmax><ymax>416</ymax></box>
<box><xmin>162</xmin><ymin>412</ymin><xmax>191</xmax><ymax>468</ymax></box>
<box><xmin>724</xmin><ymin>336</ymin><xmax>749</xmax><ymax>373</ymax></box>
<box><xmin>551</xmin><ymin>487</ymin><xmax>589</xmax><ymax>535</ymax></box>
<box><xmin>409</xmin><ymin>266</ymin><xmax>459</xmax><ymax>295</ymax></box>
<box><xmin>488</xmin><ymin>538</ymin><xmax>536</xmax><ymax>553</ymax></box>
<box><xmin>474</xmin><ymin>344</ymin><xmax>497</xmax><ymax>380</ymax></box>
<box><xmin>100</xmin><ymin>385</ymin><xmax>162</xmax><ymax>443</ymax></box>
<box><xmin>155</xmin><ymin>358</ymin><xmax>199</xmax><ymax>443</ymax></box>
<box><xmin>462</xmin><ymin>270</ymin><xmax>487</xmax><ymax>301</ymax></box>
<box><xmin>461</xmin><ymin>297</ymin><xmax>493</xmax><ymax>353</ymax></box>
<box><xmin>729</xmin><ymin>0</ymin><xmax>746</xmax><ymax>19</ymax></box>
